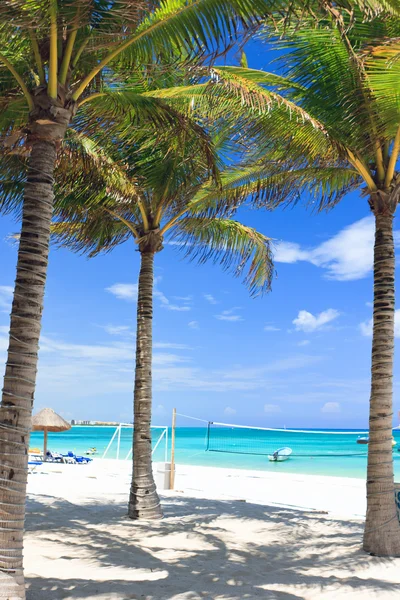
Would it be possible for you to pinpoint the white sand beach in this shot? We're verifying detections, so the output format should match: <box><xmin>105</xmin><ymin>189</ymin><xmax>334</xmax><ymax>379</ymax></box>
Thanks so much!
<box><xmin>25</xmin><ymin>460</ymin><xmax>400</xmax><ymax>599</ymax></box>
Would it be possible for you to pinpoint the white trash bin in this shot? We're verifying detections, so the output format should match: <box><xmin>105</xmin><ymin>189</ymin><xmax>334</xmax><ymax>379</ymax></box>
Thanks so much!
<box><xmin>154</xmin><ymin>462</ymin><xmax>172</xmax><ymax>491</ymax></box>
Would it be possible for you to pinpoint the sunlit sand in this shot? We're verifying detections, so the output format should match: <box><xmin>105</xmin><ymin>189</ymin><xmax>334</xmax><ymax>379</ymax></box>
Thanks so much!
<box><xmin>25</xmin><ymin>460</ymin><xmax>400</xmax><ymax>599</ymax></box>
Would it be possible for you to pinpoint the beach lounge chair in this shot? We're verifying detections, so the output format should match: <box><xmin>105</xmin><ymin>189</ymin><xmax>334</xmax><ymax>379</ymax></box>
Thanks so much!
<box><xmin>46</xmin><ymin>451</ymin><xmax>64</xmax><ymax>463</ymax></box>
<box><xmin>28</xmin><ymin>461</ymin><xmax>43</xmax><ymax>474</ymax></box>
<box><xmin>75</xmin><ymin>455</ymin><xmax>92</xmax><ymax>464</ymax></box>
<box><xmin>62</xmin><ymin>451</ymin><xmax>92</xmax><ymax>464</ymax></box>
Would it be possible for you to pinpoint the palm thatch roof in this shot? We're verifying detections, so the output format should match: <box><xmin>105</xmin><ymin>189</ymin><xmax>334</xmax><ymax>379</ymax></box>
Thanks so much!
<box><xmin>32</xmin><ymin>408</ymin><xmax>71</xmax><ymax>432</ymax></box>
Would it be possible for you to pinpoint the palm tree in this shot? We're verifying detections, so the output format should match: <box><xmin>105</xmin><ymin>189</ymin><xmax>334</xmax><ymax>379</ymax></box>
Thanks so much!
<box><xmin>176</xmin><ymin>11</ymin><xmax>400</xmax><ymax>555</ymax></box>
<box><xmin>0</xmin><ymin>1</ymin><xmax>290</xmax><ymax>595</ymax></box>
<box><xmin>52</xmin><ymin>125</ymin><xmax>274</xmax><ymax>521</ymax></box>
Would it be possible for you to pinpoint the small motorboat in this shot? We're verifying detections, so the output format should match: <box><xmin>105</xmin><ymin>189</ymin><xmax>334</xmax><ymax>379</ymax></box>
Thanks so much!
<box><xmin>85</xmin><ymin>447</ymin><xmax>97</xmax><ymax>455</ymax></box>
<box><xmin>357</xmin><ymin>436</ymin><xmax>397</xmax><ymax>446</ymax></box>
<box><xmin>357</xmin><ymin>436</ymin><xmax>369</xmax><ymax>444</ymax></box>
<box><xmin>268</xmin><ymin>447</ymin><xmax>292</xmax><ymax>462</ymax></box>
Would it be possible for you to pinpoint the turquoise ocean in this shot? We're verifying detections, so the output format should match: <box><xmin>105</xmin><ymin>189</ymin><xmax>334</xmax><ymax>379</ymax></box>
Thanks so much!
<box><xmin>30</xmin><ymin>425</ymin><xmax>400</xmax><ymax>480</ymax></box>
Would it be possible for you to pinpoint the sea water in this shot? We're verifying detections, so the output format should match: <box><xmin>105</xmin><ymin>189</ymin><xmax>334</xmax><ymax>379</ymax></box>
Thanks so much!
<box><xmin>30</xmin><ymin>426</ymin><xmax>400</xmax><ymax>480</ymax></box>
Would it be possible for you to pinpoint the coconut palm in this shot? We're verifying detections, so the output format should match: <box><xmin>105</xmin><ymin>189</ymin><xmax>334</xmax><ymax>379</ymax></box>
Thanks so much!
<box><xmin>171</xmin><ymin>12</ymin><xmax>400</xmax><ymax>555</ymax></box>
<box><xmin>0</xmin><ymin>1</ymin><xmax>293</xmax><ymax>594</ymax></box>
<box><xmin>51</xmin><ymin>123</ymin><xmax>274</xmax><ymax>520</ymax></box>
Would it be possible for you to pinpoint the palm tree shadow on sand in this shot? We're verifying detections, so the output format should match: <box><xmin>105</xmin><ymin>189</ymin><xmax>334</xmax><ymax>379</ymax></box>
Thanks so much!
<box><xmin>24</xmin><ymin>494</ymin><xmax>399</xmax><ymax>600</ymax></box>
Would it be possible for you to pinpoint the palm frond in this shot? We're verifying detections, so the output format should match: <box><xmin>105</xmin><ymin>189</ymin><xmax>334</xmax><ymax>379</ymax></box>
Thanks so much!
<box><xmin>0</xmin><ymin>150</ymin><xmax>26</xmax><ymax>216</ymax></box>
<box><xmin>114</xmin><ymin>0</ymin><xmax>287</xmax><ymax>69</ymax></box>
<box><xmin>76</xmin><ymin>88</ymin><xmax>219</xmax><ymax>181</ymax></box>
<box><xmin>173</xmin><ymin>216</ymin><xmax>274</xmax><ymax>295</ymax></box>
<box><xmin>365</xmin><ymin>36</ymin><xmax>400</xmax><ymax>136</ymax></box>
<box><xmin>51</xmin><ymin>215</ymin><xmax>133</xmax><ymax>257</ymax></box>
<box><xmin>181</xmin><ymin>161</ymin><xmax>360</xmax><ymax>220</ymax></box>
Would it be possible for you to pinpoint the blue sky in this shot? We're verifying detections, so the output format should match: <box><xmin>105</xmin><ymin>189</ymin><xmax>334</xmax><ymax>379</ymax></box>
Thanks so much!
<box><xmin>1</xmin><ymin>194</ymin><xmax>399</xmax><ymax>429</ymax></box>
<box><xmin>0</xmin><ymin>38</ymin><xmax>399</xmax><ymax>430</ymax></box>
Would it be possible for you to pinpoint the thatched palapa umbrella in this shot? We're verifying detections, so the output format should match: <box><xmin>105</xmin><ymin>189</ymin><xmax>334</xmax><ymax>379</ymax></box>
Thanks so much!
<box><xmin>32</xmin><ymin>408</ymin><xmax>71</xmax><ymax>460</ymax></box>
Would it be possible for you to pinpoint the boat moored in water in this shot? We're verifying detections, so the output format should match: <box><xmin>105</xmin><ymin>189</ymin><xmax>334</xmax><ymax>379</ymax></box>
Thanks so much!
<box><xmin>356</xmin><ymin>436</ymin><xmax>397</xmax><ymax>446</ymax></box>
<box><xmin>268</xmin><ymin>447</ymin><xmax>292</xmax><ymax>462</ymax></box>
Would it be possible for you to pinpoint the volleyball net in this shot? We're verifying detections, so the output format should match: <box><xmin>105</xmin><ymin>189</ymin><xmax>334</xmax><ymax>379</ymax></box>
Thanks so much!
<box><xmin>205</xmin><ymin>421</ymin><xmax>383</xmax><ymax>457</ymax></box>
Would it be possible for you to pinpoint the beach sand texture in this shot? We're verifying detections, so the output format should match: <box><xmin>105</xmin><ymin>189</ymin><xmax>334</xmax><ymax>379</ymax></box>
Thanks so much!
<box><xmin>25</xmin><ymin>461</ymin><xmax>400</xmax><ymax>599</ymax></box>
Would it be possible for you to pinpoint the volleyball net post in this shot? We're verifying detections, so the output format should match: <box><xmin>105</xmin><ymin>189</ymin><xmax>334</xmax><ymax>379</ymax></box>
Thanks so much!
<box><xmin>168</xmin><ymin>410</ymin><xmax>211</xmax><ymax>489</ymax></box>
<box><xmin>170</xmin><ymin>407</ymin><xmax>177</xmax><ymax>489</ymax></box>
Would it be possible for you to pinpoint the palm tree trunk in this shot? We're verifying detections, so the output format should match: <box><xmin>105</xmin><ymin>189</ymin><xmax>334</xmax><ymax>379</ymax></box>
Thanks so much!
<box><xmin>0</xmin><ymin>103</ymin><xmax>72</xmax><ymax>598</ymax></box>
<box><xmin>128</xmin><ymin>250</ymin><xmax>162</xmax><ymax>520</ymax></box>
<box><xmin>363</xmin><ymin>206</ymin><xmax>400</xmax><ymax>556</ymax></box>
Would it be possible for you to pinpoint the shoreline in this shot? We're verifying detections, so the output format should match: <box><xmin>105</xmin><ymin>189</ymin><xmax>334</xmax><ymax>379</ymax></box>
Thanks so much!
<box><xmin>30</xmin><ymin>426</ymin><xmax>400</xmax><ymax>480</ymax></box>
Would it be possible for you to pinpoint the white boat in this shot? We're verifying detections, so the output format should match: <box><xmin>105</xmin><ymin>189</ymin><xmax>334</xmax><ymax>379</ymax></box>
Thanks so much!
<box><xmin>268</xmin><ymin>447</ymin><xmax>292</xmax><ymax>462</ymax></box>
<box><xmin>356</xmin><ymin>436</ymin><xmax>397</xmax><ymax>446</ymax></box>
<box><xmin>357</xmin><ymin>436</ymin><xmax>369</xmax><ymax>445</ymax></box>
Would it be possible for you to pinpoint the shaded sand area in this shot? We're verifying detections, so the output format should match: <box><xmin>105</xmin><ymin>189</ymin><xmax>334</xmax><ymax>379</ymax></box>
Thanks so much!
<box><xmin>25</xmin><ymin>460</ymin><xmax>400</xmax><ymax>599</ymax></box>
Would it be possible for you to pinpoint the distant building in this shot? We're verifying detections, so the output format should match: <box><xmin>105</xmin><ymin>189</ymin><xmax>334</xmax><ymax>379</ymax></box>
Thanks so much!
<box><xmin>70</xmin><ymin>419</ymin><xmax>121</xmax><ymax>426</ymax></box>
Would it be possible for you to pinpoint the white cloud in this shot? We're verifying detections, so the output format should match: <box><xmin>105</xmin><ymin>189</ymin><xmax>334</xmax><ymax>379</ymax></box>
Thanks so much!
<box><xmin>106</xmin><ymin>283</ymin><xmax>137</xmax><ymax>301</ymax></box>
<box><xmin>275</xmin><ymin>217</ymin><xmax>400</xmax><ymax>281</ymax></box>
<box><xmin>360</xmin><ymin>309</ymin><xmax>400</xmax><ymax>338</ymax></box>
<box><xmin>359</xmin><ymin>319</ymin><xmax>373</xmax><ymax>337</ymax></box>
<box><xmin>264</xmin><ymin>324</ymin><xmax>280</xmax><ymax>332</ymax></box>
<box><xmin>153</xmin><ymin>354</ymin><xmax>322</xmax><ymax>393</ymax></box>
<box><xmin>153</xmin><ymin>342</ymin><xmax>190</xmax><ymax>350</ymax></box>
<box><xmin>264</xmin><ymin>404</ymin><xmax>282</xmax><ymax>414</ymax></box>
<box><xmin>162</xmin><ymin>304</ymin><xmax>191</xmax><ymax>312</ymax></box>
<box><xmin>173</xmin><ymin>296</ymin><xmax>192</xmax><ymax>303</ymax></box>
<box><xmin>153</xmin><ymin>404</ymin><xmax>167</xmax><ymax>416</ymax></box>
<box><xmin>0</xmin><ymin>326</ymin><xmax>8</xmax><ymax>352</ymax></box>
<box><xmin>293</xmin><ymin>309</ymin><xmax>340</xmax><ymax>332</ymax></box>
<box><xmin>297</xmin><ymin>340</ymin><xmax>310</xmax><ymax>347</ymax></box>
<box><xmin>204</xmin><ymin>294</ymin><xmax>218</xmax><ymax>304</ymax></box>
<box><xmin>218</xmin><ymin>354</ymin><xmax>322</xmax><ymax>381</ymax></box>
<box><xmin>274</xmin><ymin>242</ymin><xmax>310</xmax><ymax>264</ymax></box>
<box><xmin>215</xmin><ymin>307</ymin><xmax>243</xmax><ymax>322</ymax></box>
<box><xmin>321</xmin><ymin>402</ymin><xmax>341</xmax><ymax>414</ymax></box>
<box><xmin>155</xmin><ymin>353</ymin><xmax>188</xmax><ymax>366</ymax></box>
<box><xmin>0</xmin><ymin>286</ymin><xmax>13</xmax><ymax>313</ymax></box>
<box><xmin>0</xmin><ymin>325</ymin><xmax>196</xmax><ymax>410</ymax></box>
<box><xmin>188</xmin><ymin>321</ymin><xmax>199</xmax><ymax>329</ymax></box>
<box><xmin>39</xmin><ymin>335</ymin><xmax>134</xmax><ymax>361</ymax></box>
<box><xmin>102</xmin><ymin>324</ymin><xmax>132</xmax><ymax>336</ymax></box>
<box><xmin>107</xmin><ymin>282</ymin><xmax>191</xmax><ymax>312</ymax></box>
<box><xmin>216</xmin><ymin>314</ymin><xmax>243</xmax><ymax>322</ymax></box>
<box><xmin>224</xmin><ymin>406</ymin><xmax>237</xmax><ymax>416</ymax></box>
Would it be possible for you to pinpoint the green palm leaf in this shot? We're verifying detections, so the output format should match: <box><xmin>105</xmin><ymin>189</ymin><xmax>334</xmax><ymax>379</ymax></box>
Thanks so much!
<box><xmin>174</xmin><ymin>217</ymin><xmax>274</xmax><ymax>295</ymax></box>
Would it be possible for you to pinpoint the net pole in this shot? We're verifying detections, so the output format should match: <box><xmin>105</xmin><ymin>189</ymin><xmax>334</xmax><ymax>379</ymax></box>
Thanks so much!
<box><xmin>116</xmin><ymin>424</ymin><xmax>121</xmax><ymax>460</ymax></box>
<box><xmin>170</xmin><ymin>408</ymin><xmax>176</xmax><ymax>490</ymax></box>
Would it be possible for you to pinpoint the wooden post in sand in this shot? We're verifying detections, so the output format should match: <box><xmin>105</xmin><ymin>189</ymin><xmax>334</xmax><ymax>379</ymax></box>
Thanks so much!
<box><xmin>170</xmin><ymin>407</ymin><xmax>177</xmax><ymax>489</ymax></box>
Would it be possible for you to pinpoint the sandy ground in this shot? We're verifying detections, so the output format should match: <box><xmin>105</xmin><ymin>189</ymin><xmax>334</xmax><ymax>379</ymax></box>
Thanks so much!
<box><xmin>24</xmin><ymin>460</ymin><xmax>400</xmax><ymax>599</ymax></box>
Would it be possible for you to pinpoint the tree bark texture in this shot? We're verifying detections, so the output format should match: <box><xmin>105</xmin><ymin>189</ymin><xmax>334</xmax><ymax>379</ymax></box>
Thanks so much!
<box><xmin>128</xmin><ymin>251</ymin><xmax>162</xmax><ymax>520</ymax></box>
<box><xmin>363</xmin><ymin>198</ymin><xmax>400</xmax><ymax>556</ymax></box>
<box><xmin>0</xmin><ymin>101</ymin><xmax>72</xmax><ymax>598</ymax></box>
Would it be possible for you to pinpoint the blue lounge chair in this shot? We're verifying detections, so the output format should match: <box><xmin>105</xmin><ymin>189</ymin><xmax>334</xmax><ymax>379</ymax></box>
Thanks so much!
<box><xmin>46</xmin><ymin>451</ymin><xmax>63</xmax><ymax>462</ymax></box>
<box><xmin>28</xmin><ymin>461</ymin><xmax>42</xmax><ymax>473</ymax></box>
<box><xmin>62</xmin><ymin>451</ymin><xmax>92</xmax><ymax>464</ymax></box>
